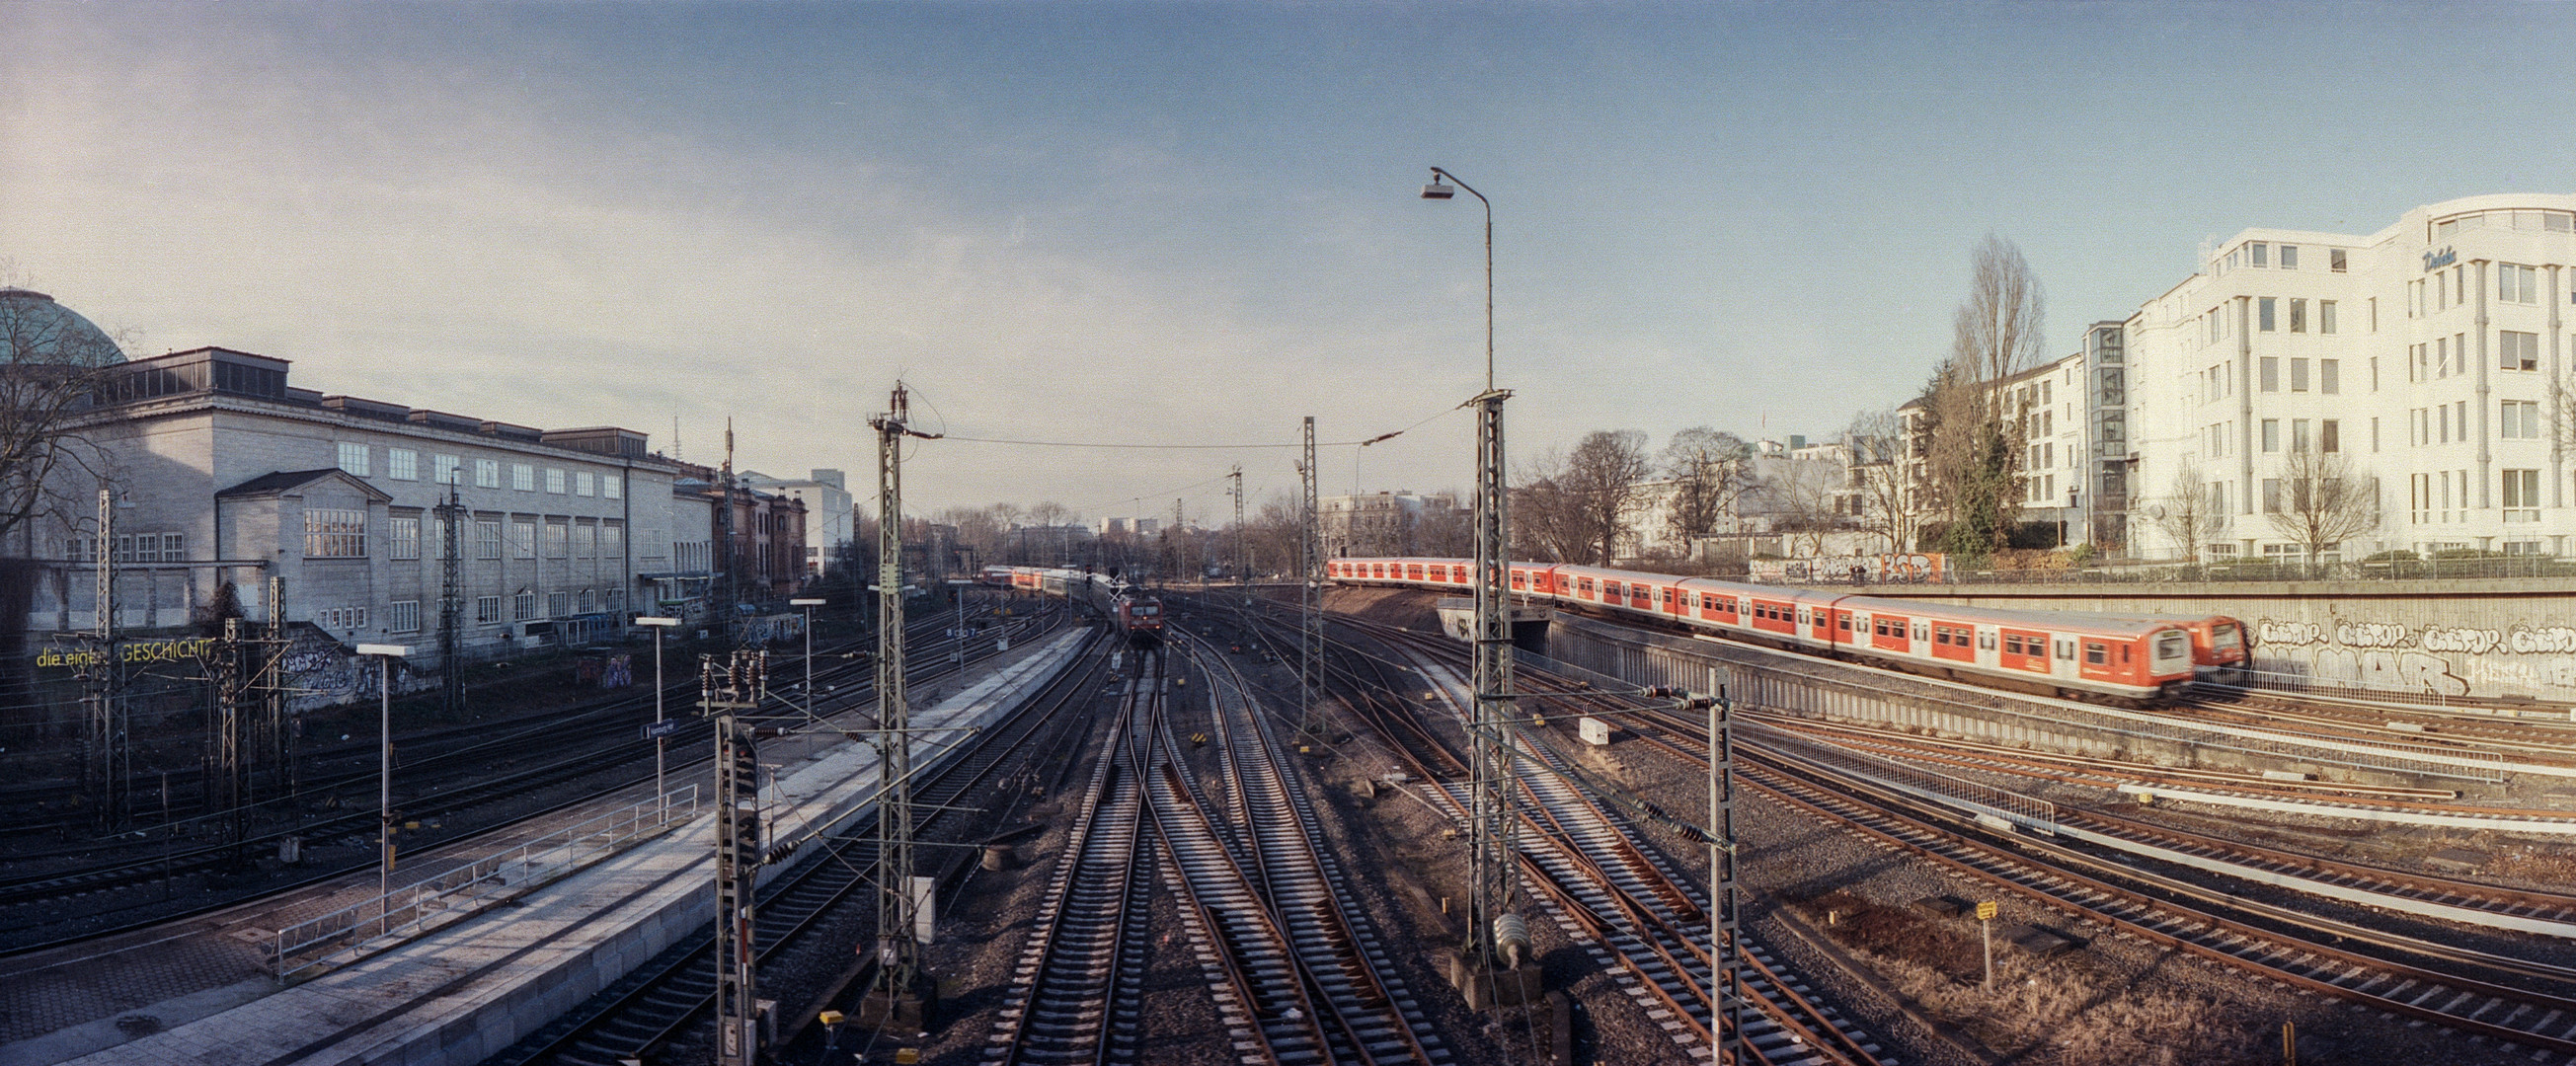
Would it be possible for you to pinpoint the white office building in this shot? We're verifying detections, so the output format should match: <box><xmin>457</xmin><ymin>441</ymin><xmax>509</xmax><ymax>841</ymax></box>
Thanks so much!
<box><xmin>2123</xmin><ymin>194</ymin><xmax>2576</xmax><ymax>562</ymax></box>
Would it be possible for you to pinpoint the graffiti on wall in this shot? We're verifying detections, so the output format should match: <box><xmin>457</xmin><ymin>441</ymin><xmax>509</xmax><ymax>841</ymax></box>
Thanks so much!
<box><xmin>1750</xmin><ymin>553</ymin><xmax>1946</xmax><ymax>585</ymax></box>
<box><xmin>2250</xmin><ymin>617</ymin><xmax>2576</xmax><ymax>700</ymax></box>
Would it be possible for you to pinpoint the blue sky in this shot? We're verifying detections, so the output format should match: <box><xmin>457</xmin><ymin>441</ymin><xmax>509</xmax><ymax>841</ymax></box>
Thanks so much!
<box><xmin>7</xmin><ymin>2</ymin><xmax>2573</xmax><ymax>523</ymax></box>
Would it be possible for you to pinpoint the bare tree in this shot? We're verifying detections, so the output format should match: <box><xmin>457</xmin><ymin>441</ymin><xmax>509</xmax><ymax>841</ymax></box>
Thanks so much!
<box><xmin>1661</xmin><ymin>426</ymin><xmax>1753</xmax><ymax>550</ymax></box>
<box><xmin>1760</xmin><ymin>458</ymin><xmax>1844</xmax><ymax>559</ymax></box>
<box><xmin>2264</xmin><ymin>449</ymin><xmax>2380</xmax><ymax>564</ymax></box>
<box><xmin>0</xmin><ymin>282</ymin><xmax>120</xmax><ymax>560</ymax></box>
<box><xmin>1510</xmin><ymin>451</ymin><xmax>1592</xmax><ymax>564</ymax></box>
<box><xmin>2147</xmin><ymin>461</ymin><xmax>2220</xmax><ymax>565</ymax></box>
<box><xmin>1542</xmin><ymin>430</ymin><xmax>1652</xmax><ymax>565</ymax></box>
<box><xmin>1841</xmin><ymin>408</ymin><xmax>1919</xmax><ymax>552</ymax></box>
<box><xmin>1924</xmin><ymin>236</ymin><xmax>2043</xmax><ymax>560</ymax></box>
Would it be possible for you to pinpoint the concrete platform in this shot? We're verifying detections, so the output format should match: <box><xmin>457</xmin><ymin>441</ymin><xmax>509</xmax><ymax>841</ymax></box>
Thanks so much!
<box><xmin>14</xmin><ymin>628</ymin><xmax>1089</xmax><ymax>1066</ymax></box>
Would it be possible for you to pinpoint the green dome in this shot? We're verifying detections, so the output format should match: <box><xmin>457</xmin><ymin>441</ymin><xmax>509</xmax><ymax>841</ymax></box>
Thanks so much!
<box><xmin>0</xmin><ymin>287</ymin><xmax>125</xmax><ymax>367</ymax></box>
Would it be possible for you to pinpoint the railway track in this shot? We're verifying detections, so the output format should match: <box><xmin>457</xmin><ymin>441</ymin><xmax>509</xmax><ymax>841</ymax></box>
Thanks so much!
<box><xmin>1197</xmin><ymin>595</ymin><xmax>1888</xmax><ymax>1065</ymax></box>
<box><xmin>485</xmin><ymin>624</ymin><xmax>1112</xmax><ymax>1066</ymax></box>
<box><xmin>0</xmin><ymin>608</ymin><xmax>1054</xmax><ymax>952</ymax></box>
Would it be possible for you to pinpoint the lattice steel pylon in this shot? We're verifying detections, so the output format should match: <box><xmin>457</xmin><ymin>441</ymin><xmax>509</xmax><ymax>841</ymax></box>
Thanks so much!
<box><xmin>1298</xmin><ymin>418</ymin><xmax>1322</xmax><ymax>734</ymax></box>
<box><xmin>1468</xmin><ymin>387</ymin><xmax>1520</xmax><ymax>974</ymax></box>
<box><xmin>709</xmin><ymin>694</ymin><xmax>762</xmax><ymax>1066</ymax></box>
<box><xmin>1227</xmin><ymin>465</ymin><xmax>1245</xmax><ymax>584</ymax></box>
<box><xmin>85</xmin><ymin>488</ymin><xmax>128</xmax><ymax>829</ymax></box>
<box><xmin>435</xmin><ymin>486</ymin><xmax>465</xmax><ymax>718</ymax></box>
<box><xmin>867</xmin><ymin>382</ymin><xmax>941</xmax><ymax>1030</ymax></box>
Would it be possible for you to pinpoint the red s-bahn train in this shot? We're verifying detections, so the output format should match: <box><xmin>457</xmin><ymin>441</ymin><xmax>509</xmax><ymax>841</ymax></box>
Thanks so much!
<box><xmin>1329</xmin><ymin>557</ymin><xmax>2245</xmax><ymax>704</ymax></box>
<box><xmin>985</xmin><ymin>566</ymin><xmax>1162</xmax><ymax>647</ymax></box>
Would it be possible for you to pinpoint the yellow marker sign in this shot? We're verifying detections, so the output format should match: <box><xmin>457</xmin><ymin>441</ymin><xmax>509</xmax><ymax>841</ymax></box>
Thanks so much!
<box><xmin>1976</xmin><ymin>901</ymin><xmax>1998</xmax><ymax>922</ymax></box>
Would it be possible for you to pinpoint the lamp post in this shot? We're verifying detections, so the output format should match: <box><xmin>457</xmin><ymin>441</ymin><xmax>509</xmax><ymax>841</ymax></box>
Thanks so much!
<box><xmin>1421</xmin><ymin>166</ymin><xmax>1494</xmax><ymax>392</ymax></box>
<box><xmin>789</xmin><ymin>598</ymin><xmax>825</xmax><ymax>719</ymax></box>
<box><xmin>355</xmin><ymin>644</ymin><xmax>409</xmax><ymax>935</ymax></box>
<box><xmin>637</xmin><ymin>616</ymin><xmax>680</xmax><ymax>819</ymax></box>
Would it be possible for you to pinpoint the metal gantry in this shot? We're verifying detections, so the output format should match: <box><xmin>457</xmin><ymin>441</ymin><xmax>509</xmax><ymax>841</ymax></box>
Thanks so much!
<box><xmin>84</xmin><ymin>488</ymin><xmax>129</xmax><ymax>829</ymax></box>
<box><xmin>1467</xmin><ymin>386</ymin><xmax>1521</xmax><ymax>976</ymax></box>
<box><xmin>1228</xmin><ymin>465</ymin><xmax>1245</xmax><ymax>584</ymax></box>
<box><xmin>435</xmin><ymin>486</ymin><xmax>466</xmax><ymax>718</ymax></box>
<box><xmin>1298</xmin><ymin>417</ymin><xmax>1322</xmax><ymax>734</ymax></box>
<box><xmin>868</xmin><ymin>382</ymin><xmax>941</xmax><ymax>1029</ymax></box>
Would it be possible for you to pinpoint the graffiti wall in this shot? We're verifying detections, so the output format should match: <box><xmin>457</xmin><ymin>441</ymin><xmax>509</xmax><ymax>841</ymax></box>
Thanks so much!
<box><xmin>1750</xmin><ymin>553</ymin><xmax>1946</xmax><ymax>585</ymax></box>
<box><xmin>2249</xmin><ymin>618</ymin><xmax>2576</xmax><ymax>700</ymax></box>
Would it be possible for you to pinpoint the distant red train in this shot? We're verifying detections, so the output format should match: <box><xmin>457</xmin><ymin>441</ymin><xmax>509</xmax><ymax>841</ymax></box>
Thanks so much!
<box><xmin>1330</xmin><ymin>557</ymin><xmax>2245</xmax><ymax>704</ymax></box>
<box><xmin>986</xmin><ymin>566</ymin><xmax>1161</xmax><ymax>647</ymax></box>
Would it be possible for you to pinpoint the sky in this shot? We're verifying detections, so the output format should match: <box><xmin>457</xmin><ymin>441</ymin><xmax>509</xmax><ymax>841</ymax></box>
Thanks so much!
<box><xmin>8</xmin><ymin>1</ymin><xmax>2576</xmax><ymax>526</ymax></box>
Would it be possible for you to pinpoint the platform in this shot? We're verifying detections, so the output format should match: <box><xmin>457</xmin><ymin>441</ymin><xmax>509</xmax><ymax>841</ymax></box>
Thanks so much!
<box><xmin>10</xmin><ymin>628</ymin><xmax>1089</xmax><ymax>1066</ymax></box>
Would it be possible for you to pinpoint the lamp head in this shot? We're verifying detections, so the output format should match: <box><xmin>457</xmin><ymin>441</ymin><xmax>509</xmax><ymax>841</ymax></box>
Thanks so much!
<box><xmin>1421</xmin><ymin>181</ymin><xmax>1455</xmax><ymax>200</ymax></box>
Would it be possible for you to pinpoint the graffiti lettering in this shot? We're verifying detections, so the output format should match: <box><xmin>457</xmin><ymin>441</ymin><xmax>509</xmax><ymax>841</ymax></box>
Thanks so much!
<box><xmin>2332</xmin><ymin>622</ymin><xmax>2411</xmax><ymax>648</ymax></box>
<box><xmin>2510</xmin><ymin>627</ymin><xmax>2576</xmax><ymax>655</ymax></box>
<box><xmin>2257</xmin><ymin>620</ymin><xmax>2324</xmax><ymax>647</ymax></box>
<box><xmin>2294</xmin><ymin>647</ymin><xmax>2471</xmax><ymax>697</ymax></box>
<box><xmin>38</xmin><ymin>638</ymin><xmax>219</xmax><ymax>669</ymax></box>
<box><xmin>2419</xmin><ymin>627</ymin><xmax>2503</xmax><ymax>655</ymax></box>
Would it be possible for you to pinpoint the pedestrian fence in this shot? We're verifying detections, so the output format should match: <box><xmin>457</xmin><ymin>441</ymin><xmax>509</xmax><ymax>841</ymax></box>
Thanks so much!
<box><xmin>273</xmin><ymin>786</ymin><xmax>700</xmax><ymax>980</ymax></box>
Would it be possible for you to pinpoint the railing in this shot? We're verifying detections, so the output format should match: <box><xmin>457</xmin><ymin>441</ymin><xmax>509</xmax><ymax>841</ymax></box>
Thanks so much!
<box><xmin>1791</xmin><ymin>555</ymin><xmax>2576</xmax><ymax>587</ymax></box>
<box><xmin>273</xmin><ymin>786</ymin><xmax>700</xmax><ymax>980</ymax></box>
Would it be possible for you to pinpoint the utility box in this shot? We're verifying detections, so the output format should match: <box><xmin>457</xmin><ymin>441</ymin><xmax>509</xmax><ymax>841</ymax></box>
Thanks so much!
<box><xmin>1578</xmin><ymin>717</ymin><xmax>1614</xmax><ymax>746</ymax></box>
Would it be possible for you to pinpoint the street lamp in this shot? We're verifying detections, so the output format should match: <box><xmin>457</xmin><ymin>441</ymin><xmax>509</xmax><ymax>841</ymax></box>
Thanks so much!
<box><xmin>789</xmin><ymin>598</ymin><xmax>825</xmax><ymax>719</ymax></box>
<box><xmin>355</xmin><ymin>643</ymin><xmax>409</xmax><ymax>935</ymax></box>
<box><xmin>637</xmin><ymin>616</ymin><xmax>681</xmax><ymax>819</ymax></box>
<box><xmin>1421</xmin><ymin>166</ymin><xmax>1495</xmax><ymax>392</ymax></box>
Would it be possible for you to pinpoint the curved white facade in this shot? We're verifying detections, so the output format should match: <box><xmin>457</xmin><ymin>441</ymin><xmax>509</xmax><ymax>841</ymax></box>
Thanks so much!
<box><xmin>2123</xmin><ymin>194</ymin><xmax>2576</xmax><ymax>561</ymax></box>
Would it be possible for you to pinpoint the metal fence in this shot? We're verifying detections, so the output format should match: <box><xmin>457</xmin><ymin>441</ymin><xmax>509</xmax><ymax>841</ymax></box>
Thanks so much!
<box><xmin>1779</xmin><ymin>555</ymin><xmax>2576</xmax><ymax>587</ymax></box>
<box><xmin>273</xmin><ymin>785</ymin><xmax>700</xmax><ymax>980</ymax></box>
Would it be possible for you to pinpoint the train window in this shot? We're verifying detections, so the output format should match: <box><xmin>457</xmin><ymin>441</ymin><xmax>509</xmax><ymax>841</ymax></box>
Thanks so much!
<box><xmin>1979</xmin><ymin>632</ymin><xmax>1995</xmax><ymax>649</ymax></box>
<box><xmin>2120</xmin><ymin>645</ymin><xmax>2132</xmax><ymax>663</ymax></box>
<box><xmin>2085</xmin><ymin>643</ymin><xmax>2108</xmax><ymax>665</ymax></box>
<box><xmin>1838</xmin><ymin>615</ymin><xmax>1851</xmax><ymax>631</ymax></box>
<box><xmin>2057</xmin><ymin>640</ymin><xmax>2074</xmax><ymax>660</ymax></box>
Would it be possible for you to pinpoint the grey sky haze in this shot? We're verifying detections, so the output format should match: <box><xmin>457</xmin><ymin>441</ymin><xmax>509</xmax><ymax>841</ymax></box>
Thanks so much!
<box><xmin>7</xmin><ymin>2</ymin><xmax>2571</xmax><ymax>525</ymax></box>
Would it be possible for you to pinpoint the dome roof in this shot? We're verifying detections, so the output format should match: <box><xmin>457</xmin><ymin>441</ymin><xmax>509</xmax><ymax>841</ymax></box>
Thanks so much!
<box><xmin>0</xmin><ymin>287</ymin><xmax>125</xmax><ymax>367</ymax></box>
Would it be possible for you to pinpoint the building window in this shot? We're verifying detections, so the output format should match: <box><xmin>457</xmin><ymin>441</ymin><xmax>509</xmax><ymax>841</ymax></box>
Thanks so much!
<box><xmin>511</xmin><ymin>520</ymin><xmax>536</xmax><ymax>559</ymax></box>
<box><xmin>2290</xmin><ymin>358</ymin><xmax>2309</xmax><ymax>392</ymax></box>
<box><xmin>546</xmin><ymin>468</ymin><xmax>567</xmax><ymax>494</ymax></box>
<box><xmin>2289</xmin><ymin>299</ymin><xmax>2306</xmax><ymax>333</ymax></box>
<box><xmin>548</xmin><ymin>590</ymin><xmax>571</xmax><ymax>618</ymax></box>
<box><xmin>2290</xmin><ymin>419</ymin><xmax>2310</xmax><ymax>453</ymax></box>
<box><xmin>2330</xmin><ymin>249</ymin><xmax>2347</xmax><ymax>272</ymax></box>
<box><xmin>2320</xmin><ymin>419</ymin><xmax>2340</xmax><ymax>454</ymax></box>
<box><xmin>580</xmin><ymin>588</ymin><xmax>596</xmax><ymax>613</ymax></box>
<box><xmin>576</xmin><ymin>471</ymin><xmax>594</xmax><ymax>496</ymax></box>
<box><xmin>2319</xmin><ymin>358</ymin><xmax>2339</xmax><ymax>395</ymax></box>
<box><xmin>601</xmin><ymin>524</ymin><xmax>623</xmax><ymax>556</ymax></box>
<box><xmin>575</xmin><ymin>523</ymin><xmax>596</xmax><ymax>558</ymax></box>
<box><xmin>436</xmin><ymin>454</ymin><xmax>463</xmax><ymax>485</ymax></box>
<box><xmin>2279</xmin><ymin>244</ymin><xmax>2298</xmax><ymax>269</ymax></box>
<box><xmin>544</xmin><ymin>521</ymin><xmax>569</xmax><ymax>558</ymax></box>
<box><xmin>2504</xmin><ymin>400</ymin><xmax>2540</xmax><ymax>439</ymax></box>
<box><xmin>2318</xmin><ymin>300</ymin><xmax>2336</xmax><ymax>335</ymax></box>
<box><xmin>2250</xmin><ymin>242</ymin><xmax>2269</xmax><ymax>267</ymax></box>
<box><xmin>391</xmin><ymin>515</ymin><xmax>422</xmax><ymax>560</ymax></box>
<box><xmin>603</xmin><ymin>475</ymin><xmax>622</xmax><ymax>500</ymax></box>
<box><xmin>2262</xmin><ymin>478</ymin><xmax>2282</xmax><ymax>513</ymax></box>
<box><xmin>337</xmin><ymin>442</ymin><xmax>370</xmax><ymax>477</ymax></box>
<box><xmin>510</xmin><ymin>463</ymin><xmax>534</xmax><ymax>492</ymax></box>
<box><xmin>2502</xmin><ymin>264</ymin><xmax>2538</xmax><ymax>304</ymax></box>
<box><xmin>513</xmin><ymin>590</ymin><xmax>537</xmax><ymax>621</ymax></box>
<box><xmin>303</xmin><ymin>508</ymin><xmax>367</xmax><ymax>558</ymax></box>
<box><xmin>2504</xmin><ymin>469</ymin><xmax>2540</xmax><ymax>522</ymax></box>
<box><xmin>477</xmin><ymin>519</ymin><xmax>503</xmax><ymax>560</ymax></box>
<box><xmin>2502</xmin><ymin>330</ymin><xmax>2539</xmax><ymax>371</ymax></box>
<box><xmin>476</xmin><ymin>595</ymin><xmax>502</xmax><ymax>625</ymax></box>
<box><xmin>2259</xmin><ymin>357</ymin><xmax>2279</xmax><ymax>391</ymax></box>
<box><xmin>475</xmin><ymin>459</ymin><xmax>501</xmax><ymax>489</ymax></box>
<box><xmin>2261</xmin><ymin>419</ymin><xmax>2280</xmax><ymax>452</ymax></box>
<box><xmin>388</xmin><ymin>448</ymin><xmax>419</xmax><ymax>481</ymax></box>
<box><xmin>2257</xmin><ymin>297</ymin><xmax>2276</xmax><ymax>331</ymax></box>
<box><xmin>390</xmin><ymin>600</ymin><xmax>422</xmax><ymax>634</ymax></box>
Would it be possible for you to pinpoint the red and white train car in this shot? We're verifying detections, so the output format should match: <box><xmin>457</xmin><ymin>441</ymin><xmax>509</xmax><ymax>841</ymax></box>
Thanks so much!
<box><xmin>1328</xmin><ymin>557</ymin><xmax>2215</xmax><ymax>703</ymax></box>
